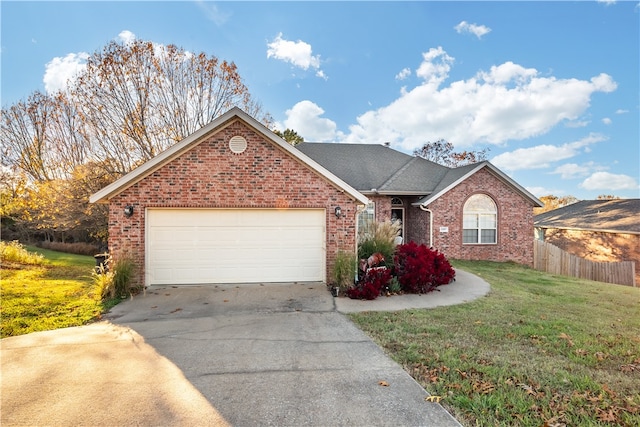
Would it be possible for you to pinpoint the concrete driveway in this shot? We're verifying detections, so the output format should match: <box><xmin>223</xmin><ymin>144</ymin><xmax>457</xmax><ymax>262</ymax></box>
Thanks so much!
<box><xmin>2</xmin><ymin>281</ymin><xmax>473</xmax><ymax>426</ymax></box>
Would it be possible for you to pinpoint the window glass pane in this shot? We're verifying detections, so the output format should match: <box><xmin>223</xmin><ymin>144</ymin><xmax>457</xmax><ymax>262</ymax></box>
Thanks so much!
<box><xmin>464</xmin><ymin>194</ymin><xmax>497</xmax><ymax>213</ymax></box>
<box><xmin>358</xmin><ymin>202</ymin><xmax>375</xmax><ymax>230</ymax></box>
<box><xmin>463</xmin><ymin>214</ymin><xmax>478</xmax><ymax>228</ymax></box>
<box><xmin>481</xmin><ymin>229</ymin><xmax>496</xmax><ymax>244</ymax></box>
<box><xmin>479</xmin><ymin>214</ymin><xmax>496</xmax><ymax>228</ymax></box>
<box><xmin>463</xmin><ymin>229</ymin><xmax>478</xmax><ymax>243</ymax></box>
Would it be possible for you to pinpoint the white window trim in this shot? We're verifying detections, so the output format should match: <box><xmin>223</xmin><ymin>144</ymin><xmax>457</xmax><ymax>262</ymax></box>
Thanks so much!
<box><xmin>462</xmin><ymin>195</ymin><xmax>497</xmax><ymax>245</ymax></box>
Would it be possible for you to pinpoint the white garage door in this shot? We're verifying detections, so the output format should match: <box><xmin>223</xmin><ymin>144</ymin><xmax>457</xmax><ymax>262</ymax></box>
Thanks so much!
<box><xmin>146</xmin><ymin>209</ymin><xmax>326</xmax><ymax>285</ymax></box>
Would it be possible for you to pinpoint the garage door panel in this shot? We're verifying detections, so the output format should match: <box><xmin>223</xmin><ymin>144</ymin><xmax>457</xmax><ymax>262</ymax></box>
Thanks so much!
<box><xmin>147</xmin><ymin>209</ymin><xmax>325</xmax><ymax>285</ymax></box>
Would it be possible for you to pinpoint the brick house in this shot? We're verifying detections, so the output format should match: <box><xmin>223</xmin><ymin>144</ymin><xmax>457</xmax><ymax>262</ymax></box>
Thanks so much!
<box><xmin>534</xmin><ymin>199</ymin><xmax>640</xmax><ymax>285</ymax></box>
<box><xmin>91</xmin><ymin>107</ymin><xmax>542</xmax><ymax>287</ymax></box>
<box><xmin>298</xmin><ymin>143</ymin><xmax>543</xmax><ymax>266</ymax></box>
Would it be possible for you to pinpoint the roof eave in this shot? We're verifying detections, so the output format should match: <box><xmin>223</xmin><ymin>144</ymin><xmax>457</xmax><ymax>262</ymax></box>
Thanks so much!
<box><xmin>363</xmin><ymin>190</ymin><xmax>430</xmax><ymax>196</ymax></box>
<box><xmin>534</xmin><ymin>224</ymin><xmax>640</xmax><ymax>235</ymax></box>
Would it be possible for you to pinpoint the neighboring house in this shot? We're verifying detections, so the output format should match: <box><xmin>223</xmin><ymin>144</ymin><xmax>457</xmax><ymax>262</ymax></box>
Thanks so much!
<box><xmin>91</xmin><ymin>107</ymin><xmax>542</xmax><ymax>287</ymax></box>
<box><xmin>534</xmin><ymin>199</ymin><xmax>640</xmax><ymax>284</ymax></box>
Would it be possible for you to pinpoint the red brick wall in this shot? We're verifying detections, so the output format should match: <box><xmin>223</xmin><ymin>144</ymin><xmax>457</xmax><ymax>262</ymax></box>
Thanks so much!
<box><xmin>369</xmin><ymin>195</ymin><xmax>392</xmax><ymax>222</ymax></box>
<box><xmin>425</xmin><ymin>168</ymin><xmax>536</xmax><ymax>265</ymax></box>
<box><xmin>107</xmin><ymin>119</ymin><xmax>359</xmax><ymax>286</ymax></box>
<box><xmin>543</xmin><ymin>228</ymin><xmax>640</xmax><ymax>285</ymax></box>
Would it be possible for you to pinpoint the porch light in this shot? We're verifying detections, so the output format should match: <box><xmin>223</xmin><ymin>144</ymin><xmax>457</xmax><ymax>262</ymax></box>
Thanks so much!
<box><xmin>334</xmin><ymin>206</ymin><xmax>342</xmax><ymax>218</ymax></box>
<box><xmin>124</xmin><ymin>205</ymin><xmax>134</xmax><ymax>217</ymax></box>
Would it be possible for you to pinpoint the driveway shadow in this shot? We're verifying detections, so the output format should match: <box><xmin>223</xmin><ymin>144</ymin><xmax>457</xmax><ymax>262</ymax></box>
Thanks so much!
<box><xmin>105</xmin><ymin>282</ymin><xmax>461</xmax><ymax>426</ymax></box>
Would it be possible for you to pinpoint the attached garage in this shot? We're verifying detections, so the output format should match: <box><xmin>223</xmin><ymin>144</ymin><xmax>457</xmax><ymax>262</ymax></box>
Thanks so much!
<box><xmin>147</xmin><ymin>208</ymin><xmax>326</xmax><ymax>285</ymax></box>
<box><xmin>90</xmin><ymin>108</ymin><xmax>368</xmax><ymax>288</ymax></box>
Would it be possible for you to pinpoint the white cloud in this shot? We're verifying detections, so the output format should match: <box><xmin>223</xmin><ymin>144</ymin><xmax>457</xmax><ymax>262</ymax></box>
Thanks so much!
<box><xmin>602</xmin><ymin>117</ymin><xmax>612</xmax><ymax>125</ymax></box>
<box><xmin>117</xmin><ymin>30</ymin><xmax>136</xmax><ymax>45</ymax></box>
<box><xmin>565</xmin><ymin>120</ymin><xmax>589</xmax><ymax>128</ymax></box>
<box><xmin>267</xmin><ymin>33</ymin><xmax>325</xmax><ymax>78</ymax></box>
<box><xmin>396</xmin><ymin>67</ymin><xmax>411</xmax><ymax>81</ymax></box>
<box><xmin>340</xmin><ymin>47</ymin><xmax>616</xmax><ymax>151</ymax></box>
<box><xmin>454</xmin><ymin>21</ymin><xmax>492</xmax><ymax>39</ymax></box>
<box><xmin>491</xmin><ymin>133</ymin><xmax>607</xmax><ymax>171</ymax></box>
<box><xmin>597</xmin><ymin>0</ymin><xmax>617</xmax><ymax>6</ymax></box>
<box><xmin>580</xmin><ymin>171</ymin><xmax>639</xmax><ymax>191</ymax></box>
<box><xmin>615</xmin><ymin>109</ymin><xmax>628</xmax><ymax>114</ymax></box>
<box><xmin>551</xmin><ymin>161</ymin><xmax>607</xmax><ymax>179</ymax></box>
<box><xmin>283</xmin><ymin>100</ymin><xmax>342</xmax><ymax>142</ymax></box>
<box><xmin>43</xmin><ymin>52</ymin><xmax>89</xmax><ymax>94</ymax></box>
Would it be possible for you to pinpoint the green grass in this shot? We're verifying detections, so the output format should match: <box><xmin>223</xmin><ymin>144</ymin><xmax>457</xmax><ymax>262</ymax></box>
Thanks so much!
<box><xmin>349</xmin><ymin>260</ymin><xmax>640</xmax><ymax>427</ymax></box>
<box><xmin>1</xmin><ymin>244</ymin><xmax>120</xmax><ymax>338</ymax></box>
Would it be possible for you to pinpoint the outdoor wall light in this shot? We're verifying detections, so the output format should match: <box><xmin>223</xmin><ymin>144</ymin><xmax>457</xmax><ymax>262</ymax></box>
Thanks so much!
<box><xmin>334</xmin><ymin>206</ymin><xmax>342</xmax><ymax>218</ymax></box>
<box><xmin>124</xmin><ymin>205</ymin><xmax>134</xmax><ymax>217</ymax></box>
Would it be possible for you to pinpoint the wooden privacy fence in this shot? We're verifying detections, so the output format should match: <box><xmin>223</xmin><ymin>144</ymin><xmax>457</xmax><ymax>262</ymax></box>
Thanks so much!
<box><xmin>533</xmin><ymin>240</ymin><xmax>636</xmax><ymax>287</ymax></box>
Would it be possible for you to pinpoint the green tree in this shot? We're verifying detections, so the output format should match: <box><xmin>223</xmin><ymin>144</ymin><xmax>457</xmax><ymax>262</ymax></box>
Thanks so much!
<box><xmin>274</xmin><ymin>128</ymin><xmax>304</xmax><ymax>145</ymax></box>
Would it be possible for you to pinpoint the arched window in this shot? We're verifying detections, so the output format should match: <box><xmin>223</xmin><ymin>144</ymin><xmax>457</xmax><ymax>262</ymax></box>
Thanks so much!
<box><xmin>463</xmin><ymin>194</ymin><xmax>497</xmax><ymax>244</ymax></box>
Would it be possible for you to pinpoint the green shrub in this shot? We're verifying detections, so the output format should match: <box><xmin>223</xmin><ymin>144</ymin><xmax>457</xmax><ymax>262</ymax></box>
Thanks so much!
<box><xmin>112</xmin><ymin>256</ymin><xmax>137</xmax><ymax>297</ymax></box>
<box><xmin>332</xmin><ymin>250</ymin><xmax>357</xmax><ymax>291</ymax></box>
<box><xmin>92</xmin><ymin>254</ymin><xmax>139</xmax><ymax>300</ymax></box>
<box><xmin>92</xmin><ymin>265</ymin><xmax>116</xmax><ymax>300</ymax></box>
<box><xmin>387</xmin><ymin>276</ymin><xmax>402</xmax><ymax>294</ymax></box>
<box><xmin>0</xmin><ymin>240</ymin><xmax>45</xmax><ymax>265</ymax></box>
<box><xmin>358</xmin><ymin>219</ymin><xmax>401</xmax><ymax>263</ymax></box>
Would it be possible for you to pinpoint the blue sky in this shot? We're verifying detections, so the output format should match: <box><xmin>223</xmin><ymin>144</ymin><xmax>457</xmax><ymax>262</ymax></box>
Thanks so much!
<box><xmin>2</xmin><ymin>1</ymin><xmax>639</xmax><ymax>200</ymax></box>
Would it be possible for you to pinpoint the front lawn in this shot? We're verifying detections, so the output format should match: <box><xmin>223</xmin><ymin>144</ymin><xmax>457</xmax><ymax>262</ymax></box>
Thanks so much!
<box><xmin>349</xmin><ymin>260</ymin><xmax>640</xmax><ymax>427</ymax></box>
<box><xmin>1</xmin><ymin>244</ymin><xmax>118</xmax><ymax>338</ymax></box>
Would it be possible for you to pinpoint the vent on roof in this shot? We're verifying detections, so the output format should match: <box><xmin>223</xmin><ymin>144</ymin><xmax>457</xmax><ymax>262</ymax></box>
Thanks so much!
<box><xmin>229</xmin><ymin>135</ymin><xmax>247</xmax><ymax>154</ymax></box>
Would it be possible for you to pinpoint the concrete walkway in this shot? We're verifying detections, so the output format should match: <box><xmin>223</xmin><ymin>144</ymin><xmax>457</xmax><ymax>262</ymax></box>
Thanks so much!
<box><xmin>1</xmin><ymin>269</ymin><xmax>490</xmax><ymax>427</ymax></box>
<box><xmin>335</xmin><ymin>269</ymin><xmax>490</xmax><ymax>313</ymax></box>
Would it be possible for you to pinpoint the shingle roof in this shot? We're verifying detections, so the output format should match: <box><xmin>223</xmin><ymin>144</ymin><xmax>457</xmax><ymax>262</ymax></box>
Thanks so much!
<box><xmin>534</xmin><ymin>199</ymin><xmax>640</xmax><ymax>234</ymax></box>
<box><xmin>296</xmin><ymin>143</ymin><xmax>448</xmax><ymax>194</ymax></box>
<box><xmin>379</xmin><ymin>156</ymin><xmax>449</xmax><ymax>194</ymax></box>
<box><xmin>298</xmin><ymin>142</ymin><xmax>542</xmax><ymax>207</ymax></box>
<box><xmin>296</xmin><ymin>143</ymin><xmax>416</xmax><ymax>192</ymax></box>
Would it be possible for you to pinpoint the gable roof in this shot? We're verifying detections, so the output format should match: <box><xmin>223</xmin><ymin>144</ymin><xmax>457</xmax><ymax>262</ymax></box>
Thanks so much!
<box><xmin>298</xmin><ymin>142</ymin><xmax>542</xmax><ymax>207</ymax></box>
<box><xmin>296</xmin><ymin>143</ymin><xmax>429</xmax><ymax>193</ymax></box>
<box><xmin>414</xmin><ymin>161</ymin><xmax>543</xmax><ymax>207</ymax></box>
<box><xmin>90</xmin><ymin>108</ymin><xmax>368</xmax><ymax>205</ymax></box>
<box><xmin>534</xmin><ymin>199</ymin><xmax>640</xmax><ymax>234</ymax></box>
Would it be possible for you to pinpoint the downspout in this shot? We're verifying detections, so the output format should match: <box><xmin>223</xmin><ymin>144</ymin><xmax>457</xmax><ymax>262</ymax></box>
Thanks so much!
<box><xmin>419</xmin><ymin>205</ymin><xmax>433</xmax><ymax>248</ymax></box>
<box><xmin>355</xmin><ymin>204</ymin><xmax>366</xmax><ymax>283</ymax></box>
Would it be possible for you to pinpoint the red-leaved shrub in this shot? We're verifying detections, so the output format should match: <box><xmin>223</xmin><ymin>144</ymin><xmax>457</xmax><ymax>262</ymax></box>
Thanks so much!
<box><xmin>347</xmin><ymin>267</ymin><xmax>391</xmax><ymax>300</ymax></box>
<box><xmin>394</xmin><ymin>242</ymin><xmax>455</xmax><ymax>294</ymax></box>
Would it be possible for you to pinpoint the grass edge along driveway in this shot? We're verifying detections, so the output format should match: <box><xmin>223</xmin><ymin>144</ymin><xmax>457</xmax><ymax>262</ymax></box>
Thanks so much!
<box><xmin>349</xmin><ymin>260</ymin><xmax>640</xmax><ymax>427</ymax></box>
<box><xmin>1</xmin><ymin>245</ymin><xmax>117</xmax><ymax>338</ymax></box>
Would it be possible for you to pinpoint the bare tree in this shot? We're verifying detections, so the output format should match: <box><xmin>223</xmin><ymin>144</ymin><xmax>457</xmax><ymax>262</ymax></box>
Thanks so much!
<box><xmin>414</xmin><ymin>139</ymin><xmax>489</xmax><ymax>167</ymax></box>
<box><xmin>2</xmin><ymin>38</ymin><xmax>271</xmax><ymax>243</ymax></box>
<box><xmin>1</xmin><ymin>92</ymin><xmax>57</xmax><ymax>181</ymax></box>
<box><xmin>71</xmin><ymin>39</ymin><xmax>270</xmax><ymax>174</ymax></box>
